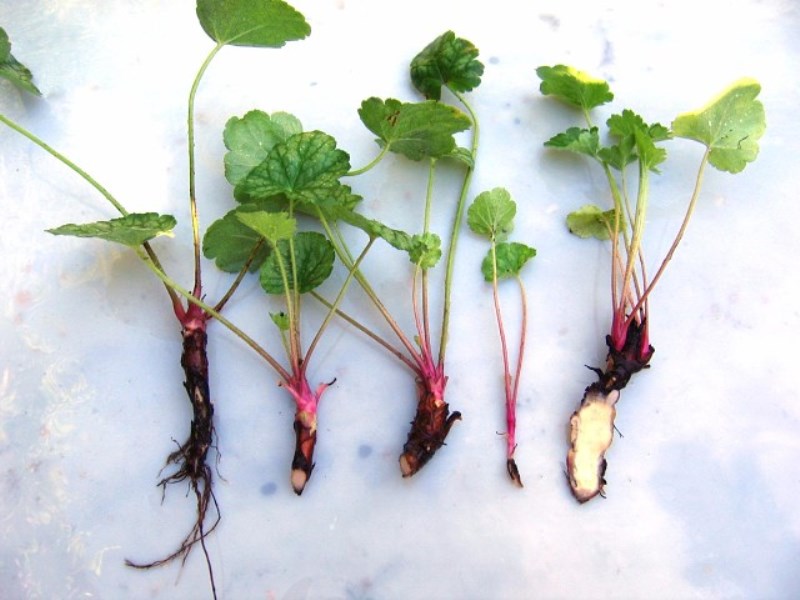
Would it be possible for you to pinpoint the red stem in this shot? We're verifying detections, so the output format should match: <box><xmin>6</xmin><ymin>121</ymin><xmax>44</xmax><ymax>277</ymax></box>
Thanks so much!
<box><xmin>490</xmin><ymin>257</ymin><xmax>514</xmax><ymax>454</ymax></box>
<box><xmin>411</xmin><ymin>267</ymin><xmax>433</xmax><ymax>367</ymax></box>
<box><xmin>509</xmin><ymin>277</ymin><xmax>528</xmax><ymax>459</ymax></box>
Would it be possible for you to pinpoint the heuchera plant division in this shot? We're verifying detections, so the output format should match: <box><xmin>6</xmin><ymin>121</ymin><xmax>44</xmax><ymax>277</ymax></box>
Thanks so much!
<box><xmin>345</xmin><ymin>31</ymin><xmax>484</xmax><ymax>476</ymax></box>
<box><xmin>202</xmin><ymin>109</ymin><xmax>371</xmax><ymax>496</ymax></box>
<box><xmin>536</xmin><ymin>65</ymin><xmax>765</xmax><ymax>503</ymax></box>
<box><xmin>1</xmin><ymin>1</ymin><xmax>312</xmax><ymax>596</ymax></box>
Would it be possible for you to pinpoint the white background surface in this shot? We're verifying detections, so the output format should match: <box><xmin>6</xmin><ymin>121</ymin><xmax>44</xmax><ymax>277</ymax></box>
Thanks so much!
<box><xmin>1</xmin><ymin>0</ymin><xmax>799</xmax><ymax>598</ymax></box>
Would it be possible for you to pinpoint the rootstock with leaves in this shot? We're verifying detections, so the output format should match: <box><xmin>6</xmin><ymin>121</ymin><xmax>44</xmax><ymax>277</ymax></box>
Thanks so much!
<box><xmin>535</xmin><ymin>65</ymin><xmax>765</xmax><ymax>503</ymax></box>
<box><xmin>0</xmin><ymin>0</ymin><xmax>765</xmax><ymax>597</ymax></box>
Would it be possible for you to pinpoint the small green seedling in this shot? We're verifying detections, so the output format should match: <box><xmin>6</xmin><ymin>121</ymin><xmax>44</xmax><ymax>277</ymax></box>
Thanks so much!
<box><xmin>536</xmin><ymin>65</ymin><xmax>765</xmax><ymax>503</ymax></box>
<box><xmin>1</xmin><ymin>2</ymin><xmax>310</xmax><ymax>597</ymax></box>
<box><xmin>467</xmin><ymin>188</ymin><xmax>536</xmax><ymax>486</ymax></box>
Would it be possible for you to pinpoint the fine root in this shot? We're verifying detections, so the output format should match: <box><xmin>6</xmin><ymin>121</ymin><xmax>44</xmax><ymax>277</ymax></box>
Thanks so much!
<box><xmin>125</xmin><ymin>323</ymin><xmax>220</xmax><ymax>600</ymax></box>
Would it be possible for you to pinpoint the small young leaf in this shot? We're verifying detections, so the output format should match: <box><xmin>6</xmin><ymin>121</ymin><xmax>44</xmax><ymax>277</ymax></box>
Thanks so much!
<box><xmin>597</xmin><ymin>138</ymin><xmax>636</xmax><ymax>170</ymax></box>
<box><xmin>410</xmin><ymin>31</ymin><xmax>484</xmax><ymax>100</ymax></box>
<box><xmin>467</xmin><ymin>187</ymin><xmax>516</xmax><ymax>241</ymax></box>
<box><xmin>536</xmin><ymin>65</ymin><xmax>613</xmax><ymax>111</ymax></box>
<box><xmin>47</xmin><ymin>213</ymin><xmax>176</xmax><ymax>247</ymax></box>
<box><xmin>270</xmin><ymin>311</ymin><xmax>290</xmax><ymax>331</ymax></box>
<box><xmin>482</xmin><ymin>242</ymin><xmax>536</xmax><ymax>282</ymax></box>
<box><xmin>606</xmin><ymin>111</ymin><xmax>638</xmax><ymax>137</ymax></box>
<box><xmin>633</xmin><ymin>128</ymin><xmax>667</xmax><ymax>172</ymax></box>
<box><xmin>357</xmin><ymin>98</ymin><xmax>471</xmax><ymax>161</ymax></box>
<box><xmin>601</xmin><ymin>110</ymin><xmax>670</xmax><ymax>171</ymax></box>
<box><xmin>196</xmin><ymin>0</ymin><xmax>310</xmax><ymax>47</ymax></box>
<box><xmin>0</xmin><ymin>28</ymin><xmax>41</xmax><ymax>96</ymax></box>
<box><xmin>203</xmin><ymin>206</ymin><xmax>271</xmax><ymax>272</ymax></box>
<box><xmin>223</xmin><ymin>110</ymin><xmax>303</xmax><ymax>186</ymax></box>
<box><xmin>446</xmin><ymin>146</ymin><xmax>475</xmax><ymax>167</ymax></box>
<box><xmin>236</xmin><ymin>131</ymin><xmax>358</xmax><ymax>208</ymax></box>
<box><xmin>544</xmin><ymin>127</ymin><xmax>600</xmax><ymax>159</ymax></box>
<box><xmin>259</xmin><ymin>231</ymin><xmax>335</xmax><ymax>294</ymax></box>
<box><xmin>408</xmin><ymin>233</ymin><xmax>442</xmax><ymax>269</ymax></box>
<box><xmin>565</xmin><ymin>205</ymin><xmax>620</xmax><ymax>240</ymax></box>
<box><xmin>237</xmin><ymin>210</ymin><xmax>296</xmax><ymax>245</ymax></box>
<box><xmin>672</xmin><ymin>78</ymin><xmax>766</xmax><ymax>173</ymax></box>
<box><xmin>606</xmin><ymin>110</ymin><xmax>669</xmax><ymax>142</ymax></box>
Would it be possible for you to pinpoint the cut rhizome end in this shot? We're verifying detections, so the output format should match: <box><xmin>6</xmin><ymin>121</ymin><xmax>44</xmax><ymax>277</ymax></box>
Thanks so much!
<box><xmin>284</xmin><ymin>378</ymin><xmax>334</xmax><ymax>496</ymax></box>
<box><xmin>566</xmin><ymin>318</ymin><xmax>654</xmax><ymax>503</ymax></box>
<box><xmin>506</xmin><ymin>458</ymin><xmax>523</xmax><ymax>488</ymax></box>
<box><xmin>290</xmin><ymin>414</ymin><xmax>316</xmax><ymax>495</ymax></box>
<box><xmin>399</xmin><ymin>378</ymin><xmax>461</xmax><ymax>477</ymax></box>
<box><xmin>567</xmin><ymin>385</ymin><xmax>620</xmax><ymax>503</ymax></box>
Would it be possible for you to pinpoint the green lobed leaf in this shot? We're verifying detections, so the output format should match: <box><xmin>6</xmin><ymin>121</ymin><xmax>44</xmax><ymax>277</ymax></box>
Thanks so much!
<box><xmin>237</xmin><ymin>210</ymin><xmax>296</xmax><ymax>244</ymax></box>
<box><xmin>301</xmin><ymin>182</ymin><xmax>362</xmax><ymax>213</ymax></box>
<box><xmin>467</xmin><ymin>187</ymin><xmax>516</xmax><ymax>241</ymax></box>
<box><xmin>328</xmin><ymin>207</ymin><xmax>414</xmax><ymax>253</ymax></box>
<box><xmin>0</xmin><ymin>27</ymin><xmax>41</xmax><ymax>96</ymax></box>
<box><xmin>606</xmin><ymin>111</ymin><xmax>643</xmax><ymax>137</ymax></box>
<box><xmin>565</xmin><ymin>205</ymin><xmax>621</xmax><ymax>240</ymax></box>
<box><xmin>259</xmin><ymin>231</ymin><xmax>335</xmax><ymax>294</ymax></box>
<box><xmin>324</xmin><ymin>205</ymin><xmax>446</xmax><ymax>269</ymax></box>
<box><xmin>202</xmin><ymin>205</ymin><xmax>271</xmax><ymax>272</ymax></box>
<box><xmin>408</xmin><ymin>233</ymin><xmax>442</xmax><ymax>269</ymax></box>
<box><xmin>607</xmin><ymin>110</ymin><xmax>670</xmax><ymax>142</ymax></box>
<box><xmin>47</xmin><ymin>213</ymin><xmax>176</xmax><ymax>247</ymax></box>
<box><xmin>236</xmin><ymin>131</ymin><xmax>357</xmax><ymax>208</ymax></box>
<box><xmin>223</xmin><ymin>110</ymin><xmax>303</xmax><ymax>186</ymax></box>
<box><xmin>544</xmin><ymin>127</ymin><xmax>600</xmax><ymax>159</ymax></box>
<box><xmin>672</xmin><ymin>78</ymin><xmax>765</xmax><ymax>173</ymax></box>
<box><xmin>410</xmin><ymin>31</ymin><xmax>484</xmax><ymax>100</ymax></box>
<box><xmin>196</xmin><ymin>0</ymin><xmax>310</xmax><ymax>47</ymax></box>
<box><xmin>358</xmin><ymin>97</ymin><xmax>471</xmax><ymax>161</ymax></box>
<box><xmin>482</xmin><ymin>242</ymin><xmax>536</xmax><ymax>282</ymax></box>
<box><xmin>536</xmin><ymin>65</ymin><xmax>613</xmax><ymax>111</ymax></box>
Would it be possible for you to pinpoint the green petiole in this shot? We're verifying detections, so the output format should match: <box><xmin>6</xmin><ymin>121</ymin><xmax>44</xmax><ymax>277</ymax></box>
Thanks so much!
<box><xmin>438</xmin><ymin>89</ymin><xmax>479</xmax><ymax>366</ymax></box>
